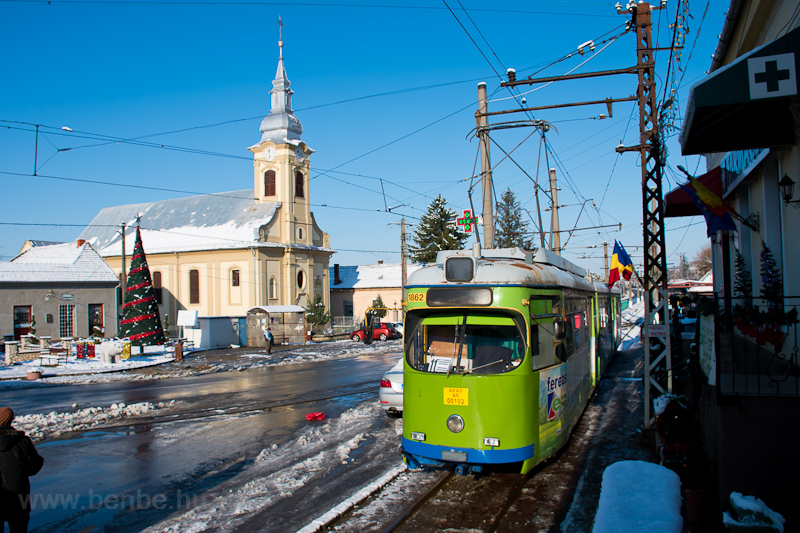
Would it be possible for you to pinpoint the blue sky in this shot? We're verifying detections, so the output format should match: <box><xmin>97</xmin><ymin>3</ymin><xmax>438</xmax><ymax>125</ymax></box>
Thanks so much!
<box><xmin>2</xmin><ymin>0</ymin><xmax>729</xmax><ymax>276</ymax></box>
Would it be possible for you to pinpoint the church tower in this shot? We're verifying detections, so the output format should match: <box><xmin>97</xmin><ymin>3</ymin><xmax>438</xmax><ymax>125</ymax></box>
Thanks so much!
<box><xmin>248</xmin><ymin>25</ymin><xmax>314</xmax><ymax>246</ymax></box>
<box><xmin>248</xmin><ymin>20</ymin><xmax>330</xmax><ymax>309</ymax></box>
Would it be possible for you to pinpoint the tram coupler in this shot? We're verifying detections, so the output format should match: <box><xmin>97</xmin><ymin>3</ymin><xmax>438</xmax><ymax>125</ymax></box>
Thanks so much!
<box><xmin>455</xmin><ymin>464</ymin><xmax>482</xmax><ymax>476</ymax></box>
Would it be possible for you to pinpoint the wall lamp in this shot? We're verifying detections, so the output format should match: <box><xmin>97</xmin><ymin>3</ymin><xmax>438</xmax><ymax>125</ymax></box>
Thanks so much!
<box><xmin>778</xmin><ymin>174</ymin><xmax>800</xmax><ymax>208</ymax></box>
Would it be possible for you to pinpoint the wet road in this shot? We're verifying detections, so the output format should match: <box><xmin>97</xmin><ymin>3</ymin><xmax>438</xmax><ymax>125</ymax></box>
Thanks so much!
<box><xmin>2</xmin><ymin>350</ymin><xmax>400</xmax><ymax>533</ymax></box>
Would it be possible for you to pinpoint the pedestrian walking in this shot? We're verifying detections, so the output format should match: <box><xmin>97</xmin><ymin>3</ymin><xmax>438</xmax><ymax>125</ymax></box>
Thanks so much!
<box><xmin>264</xmin><ymin>327</ymin><xmax>274</xmax><ymax>354</ymax></box>
<box><xmin>0</xmin><ymin>407</ymin><xmax>44</xmax><ymax>533</ymax></box>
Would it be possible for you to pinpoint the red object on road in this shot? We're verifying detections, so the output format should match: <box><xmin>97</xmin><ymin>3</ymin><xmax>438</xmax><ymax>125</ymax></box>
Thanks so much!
<box><xmin>305</xmin><ymin>412</ymin><xmax>325</xmax><ymax>421</ymax></box>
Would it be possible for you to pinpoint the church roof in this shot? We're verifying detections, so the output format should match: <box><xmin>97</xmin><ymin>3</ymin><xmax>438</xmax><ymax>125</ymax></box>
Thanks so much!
<box><xmin>0</xmin><ymin>242</ymin><xmax>119</xmax><ymax>283</ymax></box>
<box><xmin>79</xmin><ymin>190</ymin><xmax>296</xmax><ymax>256</ymax></box>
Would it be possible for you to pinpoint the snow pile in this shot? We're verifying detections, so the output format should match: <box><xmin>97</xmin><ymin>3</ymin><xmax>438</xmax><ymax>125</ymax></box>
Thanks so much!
<box><xmin>0</xmin><ymin>352</ymin><xmax>175</xmax><ymax>380</ymax></box>
<box><xmin>592</xmin><ymin>460</ymin><xmax>683</xmax><ymax>533</ymax></box>
<box><xmin>143</xmin><ymin>402</ymin><xmax>403</xmax><ymax>533</ymax></box>
<box><xmin>723</xmin><ymin>492</ymin><xmax>785</xmax><ymax>532</ymax></box>
<box><xmin>14</xmin><ymin>401</ymin><xmax>177</xmax><ymax>443</ymax></box>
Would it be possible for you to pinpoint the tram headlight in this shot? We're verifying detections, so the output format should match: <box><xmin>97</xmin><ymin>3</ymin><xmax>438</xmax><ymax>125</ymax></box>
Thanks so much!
<box><xmin>446</xmin><ymin>414</ymin><xmax>465</xmax><ymax>433</ymax></box>
<box><xmin>410</xmin><ymin>432</ymin><xmax>426</xmax><ymax>441</ymax></box>
<box><xmin>484</xmin><ymin>437</ymin><xmax>500</xmax><ymax>447</ymax></box>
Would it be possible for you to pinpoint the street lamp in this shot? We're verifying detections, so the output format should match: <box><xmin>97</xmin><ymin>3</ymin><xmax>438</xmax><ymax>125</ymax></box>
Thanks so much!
<box><xmin>778</xmin><ymin>174</ymin><xmax>800</xmax><ymax>207</ymax></box>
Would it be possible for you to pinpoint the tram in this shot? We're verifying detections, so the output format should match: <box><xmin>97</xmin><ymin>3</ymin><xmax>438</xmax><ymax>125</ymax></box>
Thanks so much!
<box><xmin>401</xmin><ymin>246</ymin><xmax>621</xmax><ymax>475</ymax></box>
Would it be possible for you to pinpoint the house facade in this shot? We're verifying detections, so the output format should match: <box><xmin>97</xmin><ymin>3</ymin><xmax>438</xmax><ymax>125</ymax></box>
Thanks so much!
<box><xmin>0</xmin><ymin>240</ymin><xmax>120</xmax><ymax>341</ymax></box>
<box><xmin>677</xmin><ymin>0</ymin><xmax>800</xmax><ymax>526</ymax></box>
<box><xmin>78</xmin><ymin>38</ymin><xmax>333</xmax><ymax>328</ymax></box>
<box><xmin>330</xmin><ymin>262</ymin><xmax>423</xmax><ymax>326</ymax></box>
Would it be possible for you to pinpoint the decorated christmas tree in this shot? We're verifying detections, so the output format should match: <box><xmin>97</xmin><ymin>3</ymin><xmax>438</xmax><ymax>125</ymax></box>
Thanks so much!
<box><xmin>120</xmin><ymin>226</ymin><xmax>165</xmax><ymax>347</ymax></box>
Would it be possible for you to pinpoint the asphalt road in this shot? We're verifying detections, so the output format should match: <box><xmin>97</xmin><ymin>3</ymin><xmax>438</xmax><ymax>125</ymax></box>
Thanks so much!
<box><xmin>5</xmin><ymin>349</ymin><xmax>400</xmax><ymax>533</ymax></box>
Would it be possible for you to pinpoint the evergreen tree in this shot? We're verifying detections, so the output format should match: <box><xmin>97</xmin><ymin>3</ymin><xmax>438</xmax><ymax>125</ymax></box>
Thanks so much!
<box><xmin>372</xmin><ymin>294</ymin><xmax>387</xmax><ymax>318</ymax></box>
<box><xmin>409</xmin><ymin>195</ymin><xmax>468</xmax><ymax>263</ymax></box>
<box><xmin>760</xmin><ymin>243</ymin><xmax>783</xmax><ymax>310</ymax></box>
<box><xmin>304</xmin><ymin>292</ymin><xmax>331</xmax><ymax>334</ymax></box>
<box><xmin>120</xmin><ymin>227</ymin><xmax>165</xmax><ymax>347</ymax></box>
<box><xmin>494</xmin><ymin>188</ymin><xmax>534</xmax><ymax>249</ymax></box>
<box><xmin>734</xmin><ymin>252</ymin><xmax>752</xmax><ymax>303</ymax></box>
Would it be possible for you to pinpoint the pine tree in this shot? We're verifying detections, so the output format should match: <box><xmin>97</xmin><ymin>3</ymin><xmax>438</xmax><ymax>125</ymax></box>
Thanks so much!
<box><xmin>760</xmin><ymin>243</ymin><xmax>783</xmax><ymax>311</ymax></box>
<box><xmin>734</xmin><ymin>252</ymin><xmax>752</xmax><ymax>303</ymax></box>
<box><xmin>120</xmin><ymin>227</ymin><xmax>165</xmax><ymax>347</ymax></box>
<box><xmin>494</xmin><ymin>188</ymin><xmax>533</xmax><ymax>249</ymax></box>
<box><xmin>304</xmin><ymin>292</ymin><xmax>331</xmax><ymax>334</ymax></box>
<box><xmin>409</xmin><ymin>195</ymin><xmax>468</xmax><ymax>263</ymax></box>
<box><xmin>372</xmin><ymin>294</ymin><xmax>387</xmax><ymax>318</ymax></box>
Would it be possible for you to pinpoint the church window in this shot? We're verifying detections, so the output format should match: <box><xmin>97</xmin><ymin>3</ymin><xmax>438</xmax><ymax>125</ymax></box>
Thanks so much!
<box><xmin>297</xmin><ymin>269</ymin><xmax>305</xmax><ymax>289</ymax></box>
<box><xmin>269</xmin><ymin>277</ymin><xmax>277</xmax><ymax>300</ymax></box>
<box><xmin>297</xmin><ymin>227</ymin><xmax>304</xmax><ymax>241</ymax></box>
<box><xmin>231</xmin><ymin>269</ymin><xmax>240</xmax><ymax>287</ymax></box>
<box><xmin>189</xmin><ymin>269</ymin><xmax>200</xmax><ymax>304</ymax></box>
<box><xmin>264</xmin><ymin>170</ymin><xmax>276</xmax><ymax>196</ymax></box>
<box><xmin>153</xmin><ymin>271</ymin><xmax>163</xmax><ymax>304</ymax></box>
<box><xmin>295</xmin><ymin>170</ymin><xmax>304</xmax><ymax>198</ymax></box>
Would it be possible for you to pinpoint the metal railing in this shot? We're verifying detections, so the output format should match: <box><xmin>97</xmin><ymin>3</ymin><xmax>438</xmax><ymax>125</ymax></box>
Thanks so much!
<box><xmin>713</xmin><ymin>297</ymin><xmax>800</xmax><ymax>396</ymax></box>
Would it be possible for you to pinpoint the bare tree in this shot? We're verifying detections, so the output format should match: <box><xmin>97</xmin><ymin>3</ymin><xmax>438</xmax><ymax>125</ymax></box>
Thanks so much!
<box><xmin>692</xmin><ymin>244</ymin><xmax>712</xmax><ymax>276</ymax></box>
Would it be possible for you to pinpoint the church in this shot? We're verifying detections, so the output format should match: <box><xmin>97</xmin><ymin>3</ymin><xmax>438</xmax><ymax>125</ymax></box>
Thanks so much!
<box><xmin>78</xmin><ymin>36</ymin><xmax>333</xmax><ymax>326</ymax></box>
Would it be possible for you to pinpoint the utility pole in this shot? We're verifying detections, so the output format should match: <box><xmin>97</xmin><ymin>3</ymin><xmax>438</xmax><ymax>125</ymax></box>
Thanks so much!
<box><xmin>120</xmin><ymin>222</ymin><xmax>127</xmax><ymax>297</ymax></box>
<box><xmin>614</xmin><ymin>2</ymin><xmax>672</xmax><ymax>428</ymax></box>
<box><xmin>603</xmin><ymin>241</ymin><xmax>609</xmax><ymax>283</ymax></box>
<box><xmin>476</xmin><ymin>82</ymin><xmax>494</xmax><ymax>248</ymax></box>
<box><xmin>401</xmin><ymin>218</ymin><xmax>408</xmax><ymax>314</ymax></box>
<box><xmin>549</xmin><ymin>169</ymin><xmax>560</xmax><ymax>255</ymax></box>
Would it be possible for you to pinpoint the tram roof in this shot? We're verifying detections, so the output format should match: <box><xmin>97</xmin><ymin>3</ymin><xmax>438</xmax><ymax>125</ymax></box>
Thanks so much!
<box><xmin>407</xmin><ymin>246</ymin><xmax>600</xmax><ymax>291</ymax></box>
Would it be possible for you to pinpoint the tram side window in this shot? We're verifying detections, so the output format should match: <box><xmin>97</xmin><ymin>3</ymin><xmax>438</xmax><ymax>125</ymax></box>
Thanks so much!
<box><xmin>531</xmin><ymin>320</ymin><xmax>558</xmax><ymax>370</ymax></box>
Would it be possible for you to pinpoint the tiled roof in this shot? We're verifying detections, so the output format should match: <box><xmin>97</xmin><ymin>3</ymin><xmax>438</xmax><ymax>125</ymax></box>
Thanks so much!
<box><xmin>0</xmin><ymin>243</ymin><xmax>119</xmax><ymax>283</ymax></box>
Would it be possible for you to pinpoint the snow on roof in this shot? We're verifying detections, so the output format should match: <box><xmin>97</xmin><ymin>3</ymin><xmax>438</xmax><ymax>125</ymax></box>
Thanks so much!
<box><xmin>77</xmin><ymin>190</ymin><xmax>331</xmax><ymax>257</ymax></box>
<box><xmin>330</xmin><ymin>263</ymin><xmax>425</xmax><ymax>290</ymax></box>
<box><xmin>0</xmin><ymin>242</ymin><xmax>119</xmax><ymax>283</ymax></box>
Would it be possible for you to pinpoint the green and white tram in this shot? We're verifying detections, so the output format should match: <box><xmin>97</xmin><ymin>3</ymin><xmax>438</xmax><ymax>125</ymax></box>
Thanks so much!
<box><xmin>401</xmin><ymin>246</ymin><xmax>621</xmax><ymax>475</ymax></box>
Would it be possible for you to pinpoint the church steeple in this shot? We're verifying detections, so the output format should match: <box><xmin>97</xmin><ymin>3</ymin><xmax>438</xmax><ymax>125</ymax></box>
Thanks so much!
<box><xmin>259</xmin><ymin>17</ymin><xmax>303</xmax><ymax>144</ymax></box>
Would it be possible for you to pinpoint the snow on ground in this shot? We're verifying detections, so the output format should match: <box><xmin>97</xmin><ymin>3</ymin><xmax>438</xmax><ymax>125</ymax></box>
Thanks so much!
<box><xmin>14</xmin><ymin>400</ymin><xmax>178</xmax><ymax>443</ymax></box>
<box><xmin>141</xmin><ymin>401</ymin><xmax>407</xmax><ymax>533</ymax></box>
<box><xmin>0</xmin><ymin>339</ymin><xmax>402</xmax><ymax>389</ymax></box>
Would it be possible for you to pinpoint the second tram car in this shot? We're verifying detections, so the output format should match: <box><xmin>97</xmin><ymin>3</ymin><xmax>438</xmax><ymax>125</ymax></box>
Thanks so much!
<box><xmin>401</xmin><ymin>246</ymin><xmax>621</xmax><ymax>475</ymax></box>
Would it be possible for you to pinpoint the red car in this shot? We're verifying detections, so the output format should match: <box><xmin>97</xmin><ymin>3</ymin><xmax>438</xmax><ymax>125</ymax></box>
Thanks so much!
<box><xmin>351</xmin><ymin>322</ymin><xmax>398</xmax><ymax>341</ymax></box>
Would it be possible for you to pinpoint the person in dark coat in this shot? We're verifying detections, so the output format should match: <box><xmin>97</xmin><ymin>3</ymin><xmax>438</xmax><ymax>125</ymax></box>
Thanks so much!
<box><xmin>0</xmin><ymin>407</ymin><xmax>44</xmax><ymax>533</ymax></box>
<box><xmin>264</xmin><ymin>327</ymin><xmax>274</xmax><ymax>354</ymax></box>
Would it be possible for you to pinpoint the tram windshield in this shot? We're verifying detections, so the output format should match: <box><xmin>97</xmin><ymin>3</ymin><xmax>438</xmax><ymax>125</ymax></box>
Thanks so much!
<box><xmin>404</xmin><ymin>311</ymin><xmax>527</xmax><ymax>375</ymax></box>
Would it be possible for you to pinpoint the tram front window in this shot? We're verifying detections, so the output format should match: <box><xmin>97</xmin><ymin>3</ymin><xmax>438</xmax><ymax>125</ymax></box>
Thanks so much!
<box><xmin>405</xmin><ymin>313</ymin><xmax>526</xmax><ymax>375</ymax></box>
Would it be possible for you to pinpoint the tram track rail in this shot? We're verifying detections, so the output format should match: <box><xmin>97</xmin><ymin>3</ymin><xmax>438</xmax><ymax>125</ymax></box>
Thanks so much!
<box><xmin>380</xmin><ymin>470</ymin><xmax>529</xmax><ymax>533</ymax></box>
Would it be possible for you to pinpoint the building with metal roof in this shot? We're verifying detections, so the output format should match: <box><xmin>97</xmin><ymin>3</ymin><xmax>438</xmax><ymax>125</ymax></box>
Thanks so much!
<box><xmin>77</xmin><ymin>35</ymin><xmax>333</xmax><ymax>328</ymax></box>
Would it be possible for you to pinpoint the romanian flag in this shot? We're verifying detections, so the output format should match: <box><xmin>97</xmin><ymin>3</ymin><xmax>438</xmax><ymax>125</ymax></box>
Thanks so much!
<box><xmin>680</xmin><ymin>176</ymin><xmax>738</xmax><ymax>236</ymax></box>
<box><xmin>608</xmin><ymin>240</ymin><xmax>633</xmax><ymax>288</ymax></box>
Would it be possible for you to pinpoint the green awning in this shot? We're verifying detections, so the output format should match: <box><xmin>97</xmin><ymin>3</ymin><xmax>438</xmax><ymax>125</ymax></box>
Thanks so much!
<box><xmin>680</xmin><ymin>26</ymin><xmax>800</xmax><ymax>155</ymax></box>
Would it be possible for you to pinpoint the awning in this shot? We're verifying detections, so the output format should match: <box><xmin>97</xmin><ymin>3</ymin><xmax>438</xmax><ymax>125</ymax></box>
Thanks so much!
<box><xmin>680</xmin><ymin>25</ymin><xmax>800</xmax><ymax>155</ymax></box>
<box><xmin>664</xmin><ymin>167</ymin><xmax>723</xmax><ymax>218</ymax></box>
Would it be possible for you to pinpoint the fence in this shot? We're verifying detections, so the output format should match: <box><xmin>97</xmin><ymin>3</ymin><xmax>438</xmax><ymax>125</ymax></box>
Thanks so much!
<box><xmin>709</xmin><ymin>296</ymin><xmax>800</xmax><ymax>397</ymax></box>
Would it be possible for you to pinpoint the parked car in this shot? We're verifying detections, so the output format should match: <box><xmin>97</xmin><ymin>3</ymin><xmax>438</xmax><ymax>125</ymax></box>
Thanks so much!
<box><xmin>386</xmin><ymin>321</ymin><xmax>404</xmax><ymax>337</ymax></box>
<box><xmin>350</xmin><ymin>322</ymin><xmax>398</xmax><ymax>341</ymax></box>
<box><xmin>380</xmin><ymin>358</ymin><xmax>403</xmax><ymax>417</ymax></box>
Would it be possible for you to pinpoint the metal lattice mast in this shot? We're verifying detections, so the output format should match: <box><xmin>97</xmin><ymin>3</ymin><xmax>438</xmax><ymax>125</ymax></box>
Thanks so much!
<box><xmin>634</xmin><ymin>2</ymin><xmax>672</xmax><ymax>428</ymax></box>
